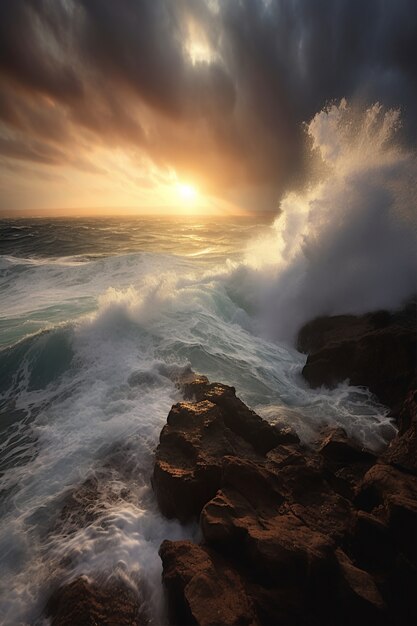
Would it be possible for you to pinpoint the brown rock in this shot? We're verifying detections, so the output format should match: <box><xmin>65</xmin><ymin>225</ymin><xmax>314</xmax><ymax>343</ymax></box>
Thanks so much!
<box><xmin>382</xmin><ymin>388</ymin><xmax>417</xmax><ymax>475</ymax></box>
<box><xmin>298</xmin><ymin>304</ymin><xmax>417</xmax><ymax>414</ymax></box>
<box><xmin>152</xmin><ymin>383</ymin><xmax>292</xmax><ymax>522</ymax></box>
<box><xmin>355</xmin><ymin>463</ymin><xmax>417</xmax><ymax>564</ymax></box>
<box><xmin>160</xmin><ymin>540</ymin><xmax>259</xmax><ymax>626</ymax></box>
<box><xmin>202</xmin><ymin>490</ymin><xmax>335</xmax><ymax>585</ymax></box>
<box><xmin>318</xmin><ymin>428</ymin><xmax>376</xmax><ymax>467</ymax></box>
<box><xmin>152</xmin><ymin>399</ymin><xmax>259</xmax><ymax>521</ymax></box>
<box><xmin>382</xmin><ymin>421</ymin><xmax>417</xmax><ymax>476</ymax></box>
<box><xmin>316</xmin><ymin>428</ymin><xmax>377</xmax><ymax>499</ymax></box>
<box><xmin>155</xmin><ymin>374</ymin><xmax>417</xmax><ymax>626</ymax></box>
<box><xmin>177</xmin><ymin>371</ymin><xmax>210</xmax><ymax>402</ymax></box>
<box><xmin>349</xmin><ymin>510</ymin><xmax>394</xmax><ymax>572</ymax></box>
<box><xmin>335</xmin><ymin>549</ymin><xmax>386</xmax><ymax>622</ymax></box>
<box><xmin>45</xmin><ymin>576</ymin><xmax>148</xmax><ymax>626</ymax></box>
<box><xmin>397</xmin><ymin>386</ymin><xmax>417</xmax><ymax>435</ymax></box>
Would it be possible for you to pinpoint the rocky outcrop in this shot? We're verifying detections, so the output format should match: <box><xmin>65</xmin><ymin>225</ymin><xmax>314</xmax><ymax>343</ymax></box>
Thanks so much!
<box><xmin>154</xmin><ymin>376</ymin><xmax>417</xmax><ymax>626</ymax></box>
<box><xmin>298</xmin><ymin>302</ymin><xmax>416</xmax><ymax>414</ymax></box>
<box><xmin>381</xmin><ymin>388</ymin><xmax>417</xmax><ymax>475</ymax></box>
<box><xmin>152</xmin><ymin>381</ymin><xmax>298</xmax><ymax>522</ymax></box>
<box><xmin>160</xmin><ymin>540</ymin><xmax>259</xmax><ymax>626</ymax></box>
<box><xmin>42</xmin><ymin>439</ymin><xmax>151</xmax><ymax>626</ymax></box>
<box><xmin>45</xmin><ymin>576</ymin><xmax>149</xmax><ymax>626</ymax></box>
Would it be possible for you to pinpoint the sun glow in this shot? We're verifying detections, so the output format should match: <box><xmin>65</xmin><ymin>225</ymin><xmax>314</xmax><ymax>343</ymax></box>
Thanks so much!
<box><xmin>178</xmin><ymin>182</ymin><xmax>198</xmax><ymax>203</ymax></box>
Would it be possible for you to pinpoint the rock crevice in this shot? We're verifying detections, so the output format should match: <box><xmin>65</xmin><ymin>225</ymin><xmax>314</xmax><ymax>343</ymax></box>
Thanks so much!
<box><xmin>153</xmin><ymin>373</ymin><xmax>417</xmax><ymax>626</ymax></box>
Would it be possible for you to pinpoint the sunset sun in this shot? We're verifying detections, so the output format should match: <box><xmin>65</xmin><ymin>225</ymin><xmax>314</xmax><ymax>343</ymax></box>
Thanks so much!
<box><xmin>178</xmin><ymin>182</ymin><xmax>198</xmax><ymax>203</ymax></box>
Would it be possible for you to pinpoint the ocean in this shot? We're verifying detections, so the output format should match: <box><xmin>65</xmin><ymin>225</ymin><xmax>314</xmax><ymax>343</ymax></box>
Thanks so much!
<box><xmin>0</xmin><ymin>216</ymin><xmax>394</xmax><ymax>624</ymax></box>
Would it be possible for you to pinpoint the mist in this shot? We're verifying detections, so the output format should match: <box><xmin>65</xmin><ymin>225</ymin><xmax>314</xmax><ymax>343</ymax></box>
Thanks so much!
<box><xmin>240</xmin><ymin>100</ymin><xmax>417</xmax><ymax>341</ymax></box>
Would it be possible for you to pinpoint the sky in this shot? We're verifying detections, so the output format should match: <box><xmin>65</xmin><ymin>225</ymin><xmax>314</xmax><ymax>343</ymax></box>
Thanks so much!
<box><xmin>0</xmin><ymin>0</ymin><xmax>416</xmax><ymax>215</ymax></box>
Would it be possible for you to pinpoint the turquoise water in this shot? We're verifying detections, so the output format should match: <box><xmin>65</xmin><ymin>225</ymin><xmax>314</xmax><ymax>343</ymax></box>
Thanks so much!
<box><xmin>0</xmin><ymin>216</ymin><xmax>392</xmax><ymax>624</ymax></box>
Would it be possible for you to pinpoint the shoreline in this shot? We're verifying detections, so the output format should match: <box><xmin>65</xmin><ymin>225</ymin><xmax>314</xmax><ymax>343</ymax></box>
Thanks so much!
<box><xmin>43</xmin><ymin>303</ymin><xmax>417</xmax><ymax>625</ymax></box>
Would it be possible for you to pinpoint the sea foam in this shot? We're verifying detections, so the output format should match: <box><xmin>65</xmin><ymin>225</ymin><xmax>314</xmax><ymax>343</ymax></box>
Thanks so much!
<box><xmin>240</xmin><ymin>100</ymin><xmax>417</xmax><ymax>342</ymax></box>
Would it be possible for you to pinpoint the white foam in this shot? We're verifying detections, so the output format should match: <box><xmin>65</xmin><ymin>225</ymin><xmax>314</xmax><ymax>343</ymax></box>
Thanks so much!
<box><xmin>241</xmin><ymin>100</ymin><xmax>417</xmax><ymax>341</ymax></box>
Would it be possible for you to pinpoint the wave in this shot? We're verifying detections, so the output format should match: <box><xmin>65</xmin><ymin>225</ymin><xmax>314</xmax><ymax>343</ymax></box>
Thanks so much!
<box><xmin>1</xmin><ymin>102</ymin><xmax>409</xmax><ymax>621</ymax></box>
<box><xmin>238</xmin><ymin>100</ymin><xmax>417</xmax><ymax>341</ymax></box>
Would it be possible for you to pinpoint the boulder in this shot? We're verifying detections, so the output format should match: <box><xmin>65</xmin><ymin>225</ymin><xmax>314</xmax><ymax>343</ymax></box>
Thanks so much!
<box><xmin>45</xmin><ymin>576</ymin><xmax>148</xmax><ymax>626</ymax></box>
<box><xmin>298</xmin><ymin>304</ymin><xmax>417</xmax><ymax>414</ymax></box>
<box><xmin>155</xmin><ymin>375</ymin><xmax>417</xmax><ymax>625</ymax></box>
<box><xmin>160</xmin><ymin>540</ymin><xmax>259</xmax><ymax>626</ymax></box>
<box><xmin>335</xmin><ymin>549</ymin><xmax>386</xmax><ymax>623</ymax></box>
<box><xmin>355</xmin><ymin>463</ymin><xmax>417</xmax><ymax>564</ymax></box>
<box><xmin>152</xmin><ymin>382</ymin><xmax>295</xmax><ymax>522</ymax></box>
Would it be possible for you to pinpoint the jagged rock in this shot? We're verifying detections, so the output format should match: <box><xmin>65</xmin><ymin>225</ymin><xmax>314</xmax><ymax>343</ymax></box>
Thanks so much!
<box><xmin>176</xmin><ymin>371</ymin><xmax>210</xmax><ymax>401</ymax></box>
<box><xmin>152</xmin><ymin>382</ymin><xmax>295</xmax><ymax>521</ymax></box>
<box><xmin>335</xmin><ymin>549</ymin><xmax>386</xmax><ymax>622</ymax></box>
<box><xmin>316</xmin><ymin>428</ymin><xmax>377</xmax><ymax>499</ymax></box>
<box><xmin>382</xmin><ymin>388</ymin><xmax>417</xmax><ymax>474</ymax></box>
<box><xmin>318</xmin><ymin>428</ymin><xmax>376</xmax><ymax>466</ymax></box>
<box><xmin>155</xmin><ymin>374</ymin><xmax>417</xmax><ymax>625</ymax></box>
<box><xmin>202</xmin><ymin>490</ymin><xmax>335</xmax><ymax>584</ymax></box>
<box><xmin>397</xmin><ymin>386</ymin><xmax>417</xmax><ymax>435</ymax></box>
<box><xmin>382</xmin><ymin>421</ymin><xmax>417</xmax><ymax>476</ymax></box>
<box><xmin>298</xmin><ymin>305</ymin><xmax>417</xmax><ymax>413</ymax></box>
<box><xmin>45</xmin><ymin>576</ymin><xmax>148</xmax><ymax>626</ymax></box>
<box><xmin>152</xmin><ymin>398</ymin><xmax>260</xmax><ymax>521</ymax></box>
<box><xmin>355</xmin><ymin>463</ymin><xmax>417</xmax><ymax>564</ymax></box>
<box><xmin>160</xmin><ymin>540</ymin><xmax>259</xmax><ymax>626</ymax></box>
<box><xmin>349</xmin><ymin>510</ymin><xmax>394</xmax><ymax>572</ymax></box>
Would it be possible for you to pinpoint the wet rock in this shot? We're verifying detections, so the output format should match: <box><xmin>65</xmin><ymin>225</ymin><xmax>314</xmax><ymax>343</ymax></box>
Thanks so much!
<box><xmin>160</xmin><ymin>540</ymin><xmax>259</xmax><ymax>626</ymax></box>
<box><xmin>152</xmin><ymin>399</ymin><xmax>258</xmax><ymax>521</ymax></box>
<box><xmin>382</xmin><ymin>421</ymin><xmax>417</xmax><ymax>476</ymax></box>
<box><xmin>155</xmin><ymin>375</ymin><xmax>417</xmax><ymax>625</ymax></box>
<box><xmin>317</xmin><ymin>428</ymin><xmax>377</xmax><ymax>499</ymax></box>
<box><xmin>318</xmin><ymin>428</ymin><xmax>376</xmax><ymax>467</ymax></box>
<box><xmin>349</xmin><ymin>510</ymin><xmax>394</xmax><ymax>572</ymax></box>
<box><xmin>176</xmin><ymin>371</ymin><xmax>210</xmax><ymax>402</ymax></box>
<box><xmin>382</xmin><ymin>388</ymin><xmax>417</xmax><ymax>474</ymax></box>
<box><xmin>45</xmin><ymin>575</ymin><xmax>148</xmax><ymax>626</ymax></box>
<box><xmin>152</xmin><ymin>382</ymin><xmax>292</xmax><ymax>521</ymax></box>
<box><xmin>355</xmin><ymin>463</ymin><xmax>417</xmax><ymax>564</ymax></box>
<box><xmin>202</xmin><ymin>490</ymin><xmax>335</xmax><ymax>585</ymax></box>
<box><xmin>397</xmin><ymin>386</ymin><xmax>417</xmax><ymax>435</ymax></box>
<box><xmin>335</xmin><ymin>549</ymin><xmax>386</xmax><ymax>622</ymax></box>
<box><xmin>298</xmin><ymin>304</ymin><xmax>417</xmax><ymax>414</ymax></box>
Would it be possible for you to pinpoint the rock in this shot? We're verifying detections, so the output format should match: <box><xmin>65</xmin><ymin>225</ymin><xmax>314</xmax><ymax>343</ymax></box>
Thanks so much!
<box><xmin>201</xmin><ymin>382</ymin><xmax>300</xmax><ymax>453</ymax></box>
<box><xmin>382</xmin><ymin>388</ymin><xmax>417</xmax><ymax>475</ymax></box>
<box><xmin>297</xmin><ymin>314</ymin><xmax>374</xmax><ymax>354</ymax></box>
<box><xmin>335</xmin><ymin>549</ymin><xmax>386</xmax><ymax>622</ymax></box>
<box><xmin>45</xmin><ymin>576</ymin><xmax>148</xmax><ymax>626</ymax></box>
<box><xmin>202</xmin><ymin>489</ymin><xmax>335</xmax><ymax>585</ymax></box>
<box><xmin>177</xmin><ymin>371</ymin><xmax>210</xmax><ymax>402</ymax></box>
<box><xmin>397</xmin><ymin>386</ymin><xmax>417</xmax><ymax>435</ymax></box>
<box><xmin>160</xmin><ymin>540</ymin><xmax>259</xmax><ymax>626</ymax></box>
<box><xmin>382</xmin><ymin>422</ymin><xmax>417</xmax><ymax>476</ymax></box>
<box><xmin>298</xmin><ymin>304</ymin><xmax>417</xmax><ymax>414</ymax></box>
<box><xmin>349</xmin><ymin>510</ymin><xmax>394</xmax><ymax>572</ymax></box>
<box><xmin>355</xmin><ymin>463</ymin><xmax>417</xmax><ymax>564</ymax></box>
<box><xmin>155</xmin><ymin>375</ymin><xmax>417</xmax><ymax>625</ymax></box>
<box><xmin>316</xmin><ymin>428</ymin><xmax>377</xmax><ymax>499</ymax></box>
<box><xmin>318</xmin><ymin>428</ymin><xmax>376</xmax><ymax>467</ymax></box>
<box><xmin>152</xmin><ymin>398</ymin><xmax>260</xmax><ymax>521</ymax></box>
<box><xmin>152</xmin><ymin>383</ymin><xmax>294</xmax><ymax>521</ymax></box>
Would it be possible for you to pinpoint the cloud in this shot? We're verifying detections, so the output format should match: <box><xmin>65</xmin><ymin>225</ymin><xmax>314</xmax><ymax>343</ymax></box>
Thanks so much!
<box><xmin>0</xmin><ymin>0</ymin><xmax>416</xmax><ymax>209</ymax></box>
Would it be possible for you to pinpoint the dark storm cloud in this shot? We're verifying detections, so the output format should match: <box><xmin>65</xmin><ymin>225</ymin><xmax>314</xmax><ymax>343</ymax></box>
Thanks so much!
<box><xmin>0</xmin><ymin>0</ymin><xmax>83</xmax><ymax>100</ymax></box>
<box><xmin>0</xmin><ymin>135</ymin><xmax>66</xmax><ymax>165</ymax></box>
<box><xmin>0</xmin><ymin>0</ymin><xmax>416</xmax><ymax>204</ymax></box>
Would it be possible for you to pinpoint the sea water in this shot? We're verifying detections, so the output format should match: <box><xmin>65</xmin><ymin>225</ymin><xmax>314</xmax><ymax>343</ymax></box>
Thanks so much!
<box><xmin>0</xmin><ymin>215</ymin><xmax>393</xmax><ymax>624</ymax></box>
